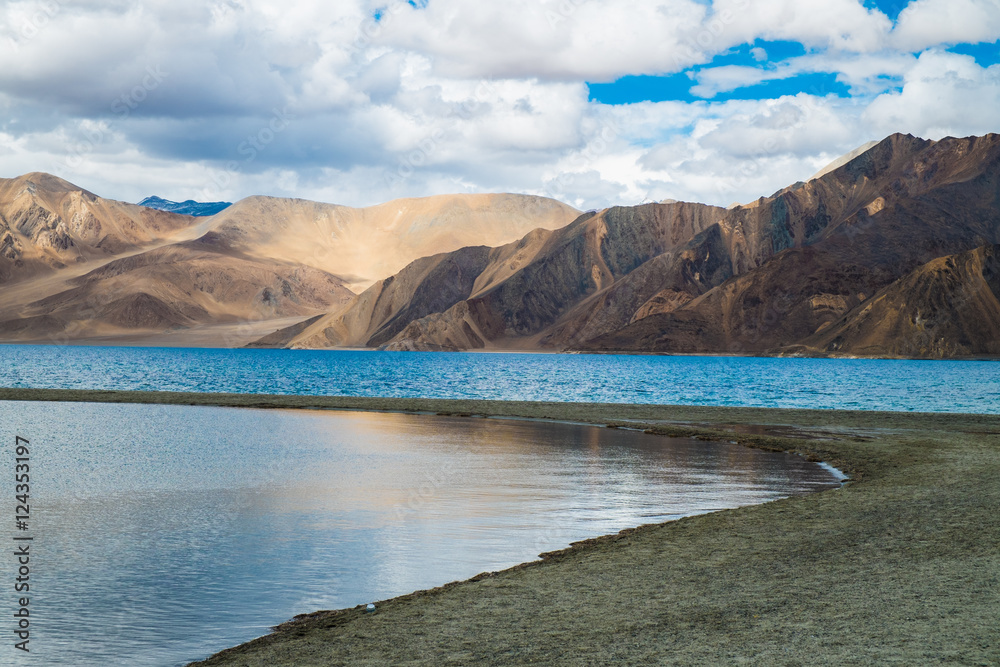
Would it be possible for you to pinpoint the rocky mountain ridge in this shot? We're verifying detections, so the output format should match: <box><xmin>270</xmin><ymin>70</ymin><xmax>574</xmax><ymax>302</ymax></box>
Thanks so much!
<box><xmin>3</xmin><ymin>134</ymin><xmax>998</xmax><ymax>357</ymax></box>
<box><xmin>0</xmin><ymin>173</ymin><xmax>199</xmax><ymax>283</ymax></box>
<box><xmin>258</xmin><ymin>133</ymin><xmax>1000</xmax><ymax>359</ymax></box>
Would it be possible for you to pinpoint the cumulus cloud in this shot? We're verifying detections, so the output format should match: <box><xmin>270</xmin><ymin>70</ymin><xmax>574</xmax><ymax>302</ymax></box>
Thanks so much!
<box><xmin>864</xmin><ymin>50</ymin><xmax>1000</xmax><ymax>138</ymax></box>
<box><xmin>892</xmin><ymin>0</ymin><xmax>1000</xmax><ymax>51</ymax></box>
<box><xmin>0</xmin><ymin>1</ymin><xmax>365</xmax><ymax>118</ymax></box>
<box><xmin>638</xmin><ymin>94</ymin><xmax>867</xmax><ymax>206</ymax></box>
<box><xmin>370</xmin><ymin>0</ymin><xmax>711</xmax><ymax>81</ymax></box>
<box><xmin>710</xmin><ymin>0</ymin><xmax>894</xmax><ymax>52</ymax></box>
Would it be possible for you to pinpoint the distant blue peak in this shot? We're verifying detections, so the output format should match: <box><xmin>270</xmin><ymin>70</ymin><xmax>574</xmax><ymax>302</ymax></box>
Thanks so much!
<box><xmin>138</xmin><ymin>196</ymin><xmax>232</xmax><ymax>217</ymax></box>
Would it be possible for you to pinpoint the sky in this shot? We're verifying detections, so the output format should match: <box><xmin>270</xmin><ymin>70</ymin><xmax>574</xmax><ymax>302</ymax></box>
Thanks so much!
<box><xmin>0</xmin><ymin>0</ymin><xmax>998</xmax><ymax>210</ymax></box>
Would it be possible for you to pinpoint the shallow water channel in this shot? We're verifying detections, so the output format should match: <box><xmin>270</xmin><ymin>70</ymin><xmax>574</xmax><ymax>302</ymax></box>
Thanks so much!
<box><xmin>0</xmin><ymin>401</ymin><xmax>841</xmax><ymax>666</ymax></box>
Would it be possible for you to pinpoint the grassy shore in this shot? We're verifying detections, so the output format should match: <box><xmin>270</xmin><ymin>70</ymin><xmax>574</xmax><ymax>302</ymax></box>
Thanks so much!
<box><xmin>3</xmin><ymin>388</ymin><xmax>999</xmax><ymax>665</ymax></box>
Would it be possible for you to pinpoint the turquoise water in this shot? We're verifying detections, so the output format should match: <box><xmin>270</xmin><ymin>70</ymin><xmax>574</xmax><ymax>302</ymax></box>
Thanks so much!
<box><xmin>0</xmin><ymin>402</ymin><xmax>839</xmax><ymax>666</ymax></box>
<box><xmin>1</xmin><ymin>344</ymin><xmax>998</xmax><ymax>413</ymax></box>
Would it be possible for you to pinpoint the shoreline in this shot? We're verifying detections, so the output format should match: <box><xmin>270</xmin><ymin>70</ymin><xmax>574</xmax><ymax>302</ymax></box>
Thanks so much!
<box><xmin>0</xmin><ymin>386</ymin><xmax>992</xmax><ymax>420</ymax></box>
<box><xmin>3</xmin><ymin>389</ymin><xmax>999</xmax><ymax>665</ymax></box>
<box><xmin>2</xmin><ymin>340</ymin><xmax>1000</xmax><ymax>361</ymax></box>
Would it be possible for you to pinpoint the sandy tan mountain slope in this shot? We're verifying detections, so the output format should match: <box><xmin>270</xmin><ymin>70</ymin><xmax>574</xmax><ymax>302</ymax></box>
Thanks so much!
<box><xmin>0</xmin><ymin>175</ymin><xmax>356</xmax><ymax>344</ymax></box>
<box><xmin>264</xmin><ymin>224</ymin><xmax>575</xmax><ymax>350</ymax></box>
<box><xmin>0</xmin><ymin>174</ymin><xmax>579</xmax><ymax>345</ymax></box>
<box><xmin>195</xmin><ymin>193</ymin><xmax>580</xmax><ymax>292</ymax></box>
<box><xmin>0</xmin><ymin>172</ymin><xmax>198</xmax><ymax>282</ymax></box>
<box><xmin>269</xmin><ymin>202</ymin><xmax>727</xmax><ymax>349</ymax></box>
<box><xmin>0</xmin><ymin>233</ymin><xmax>355</xmax><ymax>343</ymax></box>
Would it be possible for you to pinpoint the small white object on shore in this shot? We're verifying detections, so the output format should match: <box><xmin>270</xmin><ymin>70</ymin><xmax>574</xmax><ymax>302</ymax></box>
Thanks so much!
<box><xmin>366</xmin><ymin>603</ymin><xmax>376</xmax><ymax>613</ymax></box>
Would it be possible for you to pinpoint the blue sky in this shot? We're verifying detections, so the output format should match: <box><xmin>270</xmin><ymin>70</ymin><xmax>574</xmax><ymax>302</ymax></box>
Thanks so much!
<box><xmin>0</xmin><ymin>0</ymin><xmax>999</xmax><ymax>210</ymax></box>
<box><xmin>950</xmin><ymin>40</ymin><xmax>1000</xmax><ymax>65</ymax></box>
<box><xmin>865</xmin><ymin>0</ymin><xmax>909</xmax><ymax>20</ymax></box>
<box><xmin>590</xmin><ymin>21</ymin><xmax>999</xmax><ymax>105</ymax></box>
<box><xmin>588</xmin><ymin>41</ymin><xmax>857</xmax><ymax>104</ymax></box>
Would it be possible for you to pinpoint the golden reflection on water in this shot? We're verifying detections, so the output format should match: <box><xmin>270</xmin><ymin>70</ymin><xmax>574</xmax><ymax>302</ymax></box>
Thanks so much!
<box><xmin>246</xmin><ymin>409</ymin><xmax>826</xmax><ymax>531</ymax></box>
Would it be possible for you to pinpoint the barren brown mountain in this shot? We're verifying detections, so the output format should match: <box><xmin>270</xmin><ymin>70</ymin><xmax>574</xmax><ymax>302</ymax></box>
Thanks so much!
<box><xmin>0</xmin><ymin>233</ymin><xmax>355</xmax><ymax>344</ymax></box>
<box><xmin>791</xmin><ymin>244</ymin><xmax>1000</xmax><ymax>358</ymax></box>
<box><xmin>0</xmin><ymin>174</ymin><xmax>579</xmax><ymax>345</ymax></box>
<box><xmin>0</xmin><ymin>172</ymin><xmax>199</xmax><ymax>282</ymax></box>
<box><xmin>578</xmin><ymin>133</ymin><xmax>1000</xmax><ymax>357</ymax></box>
<box><xmin>262</xmin><ymin>133</ymin><xmax>1000</xmax><ymax>358</ymax></box>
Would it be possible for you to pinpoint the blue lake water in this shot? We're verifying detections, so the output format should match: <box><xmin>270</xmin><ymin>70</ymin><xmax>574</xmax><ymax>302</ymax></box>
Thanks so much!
<box><xmin>0</xmin><ymin>402</ymin><xmax>840</xmax><ymax>666</ymax></box>
<box><xmin>0</xmin><ymin>344</ymin><xmax>991</xmax><ymax>663</ymax></box>
<box><xmin>1</xmin><ymin>344</ymin><xmax>998</xmax><ymax>413</ymax></box>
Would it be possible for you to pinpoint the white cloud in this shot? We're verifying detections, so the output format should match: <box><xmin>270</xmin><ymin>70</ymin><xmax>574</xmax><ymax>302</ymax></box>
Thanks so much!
<box><xmin>864</xmin><ymin>50</ymin><xmax>1000</xmax><ymax>139</ymax></box>
<box><xmin>807</xmin><ymin>52</ymin><xmax>915</xmax><ymax>95</ymax></box>
<box><xmin>690</xmin><ymin>65</ymin><xmax>787</xmax><ymax>98</ymax></box>
<box><xmin>372</xmin><ymin>0</ymin><xmax>712</xmax><ymax>81</ymax></box>
<box><xmin>0</xmin><ymin>0</ymin><xmax>996</xmax><ymax>216</ymax></box>
<box><xmin>0</xmin><ymin>0</ymin><xmax>363</xmax><ymax>116</ymax></box>
<box><xmin>639</xmin><ymin>94</ymin><xmax>867</xmax><ymax>206</ymax></box>
<box><xmin>893</xmin><ymin>0</ymin><xmax>1000</xmax><ymax>51</ymax></box>
<box><xmin>689</xmin><ymin>52</ymin><xmax>917</xmax><ymax>98</ymax></box>
<box><xmin>710</xmin><ymin>0</ymin><xmax>893</xmax><ymax>52</ymax></box>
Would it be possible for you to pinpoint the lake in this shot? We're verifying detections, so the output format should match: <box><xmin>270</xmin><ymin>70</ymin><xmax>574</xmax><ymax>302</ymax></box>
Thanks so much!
<box><xmin>0</xmin><ymin>400</ymin><xmax>841</xmax><ymax>666</ymax></box>
<box><xmin>1</xmin><ymin>344</ymin><xmax>998</xmax><ymax>413</ymax></box>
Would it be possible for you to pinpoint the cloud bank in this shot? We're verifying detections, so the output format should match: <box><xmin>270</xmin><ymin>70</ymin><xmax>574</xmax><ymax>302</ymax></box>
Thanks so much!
<box><xmin>0</xmin><ymin>0</ymin><xmax>998</xmax><ymax>210</ymax></box>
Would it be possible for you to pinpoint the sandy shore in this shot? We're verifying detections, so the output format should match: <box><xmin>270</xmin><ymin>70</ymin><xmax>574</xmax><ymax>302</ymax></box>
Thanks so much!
<box><xmin>2</xmin><ymin>388</ymin><xmax>998</xmax><ymax>665</ymax></box>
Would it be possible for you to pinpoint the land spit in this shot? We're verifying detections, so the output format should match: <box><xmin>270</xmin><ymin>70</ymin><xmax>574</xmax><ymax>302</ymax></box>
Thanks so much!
<box><xmin>1</xmin><ymin>388</ymin><xmax>997</xmax><ymax>665</ymax></box>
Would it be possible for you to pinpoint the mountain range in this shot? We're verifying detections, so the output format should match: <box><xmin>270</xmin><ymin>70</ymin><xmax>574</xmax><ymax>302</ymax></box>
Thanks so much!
<box><xmin>0</xmin><ymin>175</ymin><xmax>577</xmax><ymax>346</ymax></box>
<box><xmin>1</xmin><ymin>133</ymin><xmax>998</xmax><ymax>358</ymax></box>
